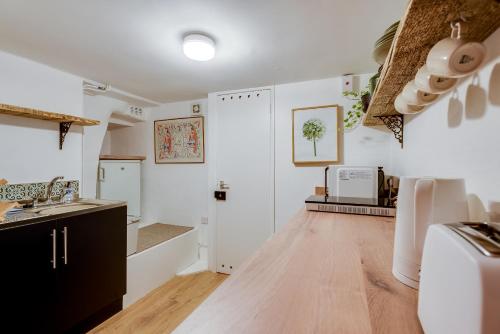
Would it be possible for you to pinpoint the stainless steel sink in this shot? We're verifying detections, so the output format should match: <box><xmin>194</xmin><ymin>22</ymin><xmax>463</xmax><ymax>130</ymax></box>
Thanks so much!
<box><xmin>27</xmin><ymin>202</ymin><xmax>103</xmax><ymax>215</ymax></box>
<box><xmin>2</xmin><ymin>199</ymin><xmax>122</xmax><ymax>225</ymax></box>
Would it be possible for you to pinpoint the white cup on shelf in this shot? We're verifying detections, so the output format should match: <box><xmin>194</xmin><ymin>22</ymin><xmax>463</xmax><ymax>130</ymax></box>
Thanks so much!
<box><xmin>426</xmin><ymin>22</ymin><xmax>486</xmax><ymax>78</ymax></box>
<box><xmin>414</xmin><ymin>65</ymin><xmax>458</xmax><ymax>94</ymax></box>
<box><xmin>402</xmin><ymin>80</ymin><xmax>439</xmax><ymax>106</ymax></box>
<box><xmin>394</xmin><ymin>94</ymin><xmax>425</xmax><ymax>115</ymax></box>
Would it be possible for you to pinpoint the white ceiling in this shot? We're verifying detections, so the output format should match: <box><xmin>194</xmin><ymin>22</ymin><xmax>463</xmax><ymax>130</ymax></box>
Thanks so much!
<box><xmin>0</xmin><ymin>0</ymin><xmax>407</xmax><ymax>103</ymax></box>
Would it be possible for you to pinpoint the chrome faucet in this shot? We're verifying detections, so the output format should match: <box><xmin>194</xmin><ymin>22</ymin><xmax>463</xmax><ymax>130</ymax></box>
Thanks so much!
<box><xmin>43</xmin><ymin>176</ymin><xmax>64</xmax><ymax>203</ymax></box>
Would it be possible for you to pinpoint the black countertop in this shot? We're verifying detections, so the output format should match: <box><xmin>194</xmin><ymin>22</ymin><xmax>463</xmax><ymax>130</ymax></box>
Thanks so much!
<box><xmin>0</xmin><ymin>199</ymin><xmax>126</xmax><ymax>230</ymax></box>
<box><xmin>305</xmin><ymin>195</ymin><xmax>395</xmax><ymax>208</ymax></box>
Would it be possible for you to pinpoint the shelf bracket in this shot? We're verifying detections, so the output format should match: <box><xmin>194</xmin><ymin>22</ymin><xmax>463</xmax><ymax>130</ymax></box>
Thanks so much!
<box><xmin>375</xmin><ymin>115</ymin><xmax>404</xmax><ymax>148</ymax></box>
<box><xmin>59</xmin><ymin>122</ymin><xmax>73</xmax><ymax>150</ymax></box>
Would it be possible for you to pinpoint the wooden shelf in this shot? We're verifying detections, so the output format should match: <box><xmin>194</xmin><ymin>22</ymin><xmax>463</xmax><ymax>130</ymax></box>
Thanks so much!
<box><xmin>0</xmin><ymin>103</ymin><xmax>100</xmax><ymax>126</ymax></box>
<box><xmin>364</xmin><ymin>0</ymin><xmax>500</xmax><ymax>126</ymax></box>
<box><xmin>99</xmin><ymin>155</ymin><xmax>146</xmax><ymax>161</ymax></box>
<box><xmin>0</xmin><ymin>102</ymin><xmax>100</xmax><ymax>149</ymax></box>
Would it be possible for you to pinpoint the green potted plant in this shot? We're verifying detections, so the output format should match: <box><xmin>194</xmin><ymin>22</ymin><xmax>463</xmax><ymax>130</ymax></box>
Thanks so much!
<box><xmin>342</xmin><ymin>88</ymin><xmax>369</xmax><ymax>131</ymax></box>
<box><xmin>342</xmin><ymin>73</ymin><xmax>379</xmax><ymax>131</ymax></box>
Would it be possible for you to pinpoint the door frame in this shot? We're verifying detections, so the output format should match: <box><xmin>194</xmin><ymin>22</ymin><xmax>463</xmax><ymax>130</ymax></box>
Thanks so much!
<box><xmin>207</xmin><ymin>86</ymin><xmax>275</xmax><ymax>272</ymax></box>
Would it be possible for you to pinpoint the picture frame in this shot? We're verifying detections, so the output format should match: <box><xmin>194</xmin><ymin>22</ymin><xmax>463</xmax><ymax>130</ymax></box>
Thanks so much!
<box><xmin>292</xmin><ymin>105</ymin><xmax>340</xmax><ymax>165</ymax></box>
<box><xmin>154</xmin><ymin>116</ymin><xmax>205</xmax><ymax>164</ymax></box>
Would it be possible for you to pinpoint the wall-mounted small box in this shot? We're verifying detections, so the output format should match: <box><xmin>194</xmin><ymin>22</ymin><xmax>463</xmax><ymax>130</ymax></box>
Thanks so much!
<box><xmin>341</xmin><ymin>74</ymin><xmax>353</xmax><ymax>93</ymax></box>
<box><xmin>192</xmin><ymin>103</ymin><xmax>201</xmax><ymax>115</ymax></box>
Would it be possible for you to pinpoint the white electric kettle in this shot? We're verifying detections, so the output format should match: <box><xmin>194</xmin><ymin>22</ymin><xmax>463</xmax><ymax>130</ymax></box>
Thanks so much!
<box><xmin>392</xmin><ymin>177</ymin><xmax>469</xmax><ymax>288</ymax></box>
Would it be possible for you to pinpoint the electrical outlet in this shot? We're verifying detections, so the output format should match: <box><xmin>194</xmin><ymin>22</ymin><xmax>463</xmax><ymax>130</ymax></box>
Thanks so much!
<box><xmin>201</xmin><ymin>216</ymin><xmax>208</xmax><ymax>224</ymax></box>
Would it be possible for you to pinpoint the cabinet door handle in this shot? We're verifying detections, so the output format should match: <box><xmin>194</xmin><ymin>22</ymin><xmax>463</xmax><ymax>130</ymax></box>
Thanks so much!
<box><xmin>62</xmin><ymin>226</ymin><xmax>68</xmax><ymax>265</ymax></box>
<box><xmin>99</xmin><ymin>167</ymin><xmax>105</xmax><ymax>181</ymax></box>
<box><xmin>51</xmin><ymin>229</ymin><xmax>57</xmax><ymax>269</ymax></box>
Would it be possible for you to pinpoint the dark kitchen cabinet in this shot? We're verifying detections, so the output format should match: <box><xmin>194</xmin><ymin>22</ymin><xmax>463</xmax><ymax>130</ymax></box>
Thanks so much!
<box><xmin>57</xmin><ymin>207</ymin><xmax>126</xmax><ymax>332</ymax></box>
<box><xmin>0</xmin><ymin>219</ymin><xmax>58</xmax><ymax>333</ymax></box>
<box><xmin>0</xmin><ymin>205</ymin><xmax>127</xmax><ymax>333</ymax></box>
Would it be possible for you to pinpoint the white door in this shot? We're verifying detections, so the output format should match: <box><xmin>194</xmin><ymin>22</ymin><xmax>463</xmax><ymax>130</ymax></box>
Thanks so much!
<box><xmin>98</xmin><ymin>160</ymin><xmax>141</xmax><ymax>217</ymax></box>
<box><xmin>215</xmin><ymin>89</ymin><xmax>274</xmax><ymax>274</ymax></box>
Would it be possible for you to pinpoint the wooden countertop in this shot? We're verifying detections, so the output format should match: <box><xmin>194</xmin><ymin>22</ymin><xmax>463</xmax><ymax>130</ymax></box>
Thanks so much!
<box><xmin>174</xmin><ymin>209</ymin><xmax>423</xmax><ymax>334</ymax></box>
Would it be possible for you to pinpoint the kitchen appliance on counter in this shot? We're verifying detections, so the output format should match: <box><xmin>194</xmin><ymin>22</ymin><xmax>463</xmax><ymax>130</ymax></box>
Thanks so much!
<box><xmin>305</xmin><ymin>195</ymin><xmax>395</xmax><ymax>217</ymax></box>
<box><xmin>392</xmin><ymin>177</ymin><xmax>469</xmax><ymax>288</ymax></box>
<box><xmin>307</xmin><ymin>165</ymin><xmax>394</xmax><ymax>216</ymax></box>
<box><xmin>418</xmin><ymin>222</ymin><xmax>500</xmax><ymax>334</ymax></box>
<box><xmin>98</xmin><ymin>159</ymin><xmax>141</xmax><ymax>255</ymax></box>
<box><xmin>328</xmin><ymin>166</ymin><xmax>379</xmax><ymax>199</ymax></box>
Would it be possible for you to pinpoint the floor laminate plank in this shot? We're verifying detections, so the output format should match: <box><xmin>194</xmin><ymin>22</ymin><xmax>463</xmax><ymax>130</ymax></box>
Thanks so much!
<box><xmin>89</xmin><ymin>271</ymin><xmax>227</xmax><ymax>334</ymax></box>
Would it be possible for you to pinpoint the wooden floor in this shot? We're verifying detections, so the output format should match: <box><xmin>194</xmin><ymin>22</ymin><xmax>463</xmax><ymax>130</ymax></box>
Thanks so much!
<box><xmin>89</xmin><ymin>271</ymin><xmax>227</xmax><ymax>334</ymax></box>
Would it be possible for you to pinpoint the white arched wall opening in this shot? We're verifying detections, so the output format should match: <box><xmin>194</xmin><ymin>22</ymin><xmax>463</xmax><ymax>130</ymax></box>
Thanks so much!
<box><xmin>81</xmin><ymin>94</ymin><xmax>127</xmax><ymax>198</ymax></box>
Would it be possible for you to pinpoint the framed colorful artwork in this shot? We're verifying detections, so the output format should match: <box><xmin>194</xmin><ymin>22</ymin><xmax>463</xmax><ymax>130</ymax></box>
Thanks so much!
<box><xmin>154</xmin><ymin>116</ymin><xmax>205</xmax><ymax>164</ymax></box>
<box><xmin>292</xmin><ymin>105</ymin><xmax>340</xmax><ymax>165</ymax></box>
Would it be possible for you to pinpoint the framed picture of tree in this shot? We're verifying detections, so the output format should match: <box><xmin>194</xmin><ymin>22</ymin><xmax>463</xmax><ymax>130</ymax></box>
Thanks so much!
<box><xmin>292</xmin><ymin>105</ymin><xmax>340</xmax><ymax>165</ymax></box>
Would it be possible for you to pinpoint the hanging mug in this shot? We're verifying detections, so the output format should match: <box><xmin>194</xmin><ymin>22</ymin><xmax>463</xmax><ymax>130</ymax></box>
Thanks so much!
<box><xmin>426</xmin><ymin>22</ymin><xmax>486</xmax><ymax>78</ymax></box>
<box><xmin>401</xmin><ymin>80</ymin><xmax>439</xmax><ymax>106</ymax></box>
<box><xmin>414</xmin><ymin>65</ymin><xmax>458</xmax><ymax>94</ymax></box>
<box><xmin>394</xmin><ymin>94</ymin><xmax>425</xmax><ymax>115</ymax></box>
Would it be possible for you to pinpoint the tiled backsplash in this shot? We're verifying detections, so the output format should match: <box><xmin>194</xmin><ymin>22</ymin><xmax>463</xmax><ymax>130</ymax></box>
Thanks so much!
<box><xmin>0</xmin><ymin>180</ymin><xmax>79</xmax><ymax>201</ymax></box>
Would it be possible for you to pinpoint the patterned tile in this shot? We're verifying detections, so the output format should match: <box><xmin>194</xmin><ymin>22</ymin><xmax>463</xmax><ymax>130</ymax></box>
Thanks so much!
<box><xmin>0</xmin><ymin>180</ymin><xmax>79</xmax><ymax>201</ymax></box>
<box><xmin>27</xmin><ymin>183</ymin><xmax>45</xmax><ymax>199</ymax></box>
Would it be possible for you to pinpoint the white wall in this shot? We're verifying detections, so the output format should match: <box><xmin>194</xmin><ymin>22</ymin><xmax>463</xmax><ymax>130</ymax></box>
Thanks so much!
<box><xmin>274</xmin><ymin>75</ymin><xmax>392</xmax><ymax>230</ymax></box>
<box><xmin>108</xmin><ymin>75</ymin><xmax>391</xmax><ymax>233</ymax></box>
<box><xmin>110</xmin><ymin>100</ymin><xmax>208</xmax><ymax>227</ymax></box>
<box><xmin>205</xmin><ymin>77</ymin><xmax>392</xmax><ymax>269</ymax></box>
<box><xmin>101</xmin><ymin>131</ymin><xmax>112</xmax><ymax>155</ymax></box>
<box><xmin>81</xmin><ymin>95</ymin><xmax>128</xmax><ymax>198</ymax></box>
<box><xmin>0</xmin><ymin>50</ymin><xmax>83</xmax><ymax>184</ymax></box>
<box><xmin>102</xmin><ymin>74</ymin><xmax>393</xmax><ymax>273</ymax></box>
<box><xmin>390</xmin><ymin>28</ymin><xmax>500</xmax><ymax>209</ymax></box>
<box><xmin>103</xmin><ymin>74</ymin><xmax>393</xmax><ymax>262</ymax></box>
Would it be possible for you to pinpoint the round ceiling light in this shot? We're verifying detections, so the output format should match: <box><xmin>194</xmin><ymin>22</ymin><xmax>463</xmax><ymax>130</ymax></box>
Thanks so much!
<box><xmin>183</xmin><ymin>34</ymin><xmax>215</xmax><ymax>61</ymax></box>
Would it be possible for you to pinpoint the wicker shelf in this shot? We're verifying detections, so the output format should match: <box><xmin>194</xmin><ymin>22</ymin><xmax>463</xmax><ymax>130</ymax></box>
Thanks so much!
<box><xmin>364</xmin><ymin>0</ymin><xmax>500</xmax><ymax>127</ymax></box>
<box><xmin>0</xmin><ymin>102</ymin><xmax>100</xmax><ymax>149</ymax></box>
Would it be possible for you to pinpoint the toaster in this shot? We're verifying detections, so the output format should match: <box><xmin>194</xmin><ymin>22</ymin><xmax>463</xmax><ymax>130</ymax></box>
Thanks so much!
<box><xmin>418</xmin><ymin>222</ymin><xmax>500</xmax><ymax>334</ymax></box>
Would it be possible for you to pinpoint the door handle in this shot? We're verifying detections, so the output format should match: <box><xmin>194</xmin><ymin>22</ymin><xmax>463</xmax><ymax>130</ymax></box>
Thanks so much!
<box><xmin>62</xmin><ymin>227</ymin><xmax>68</xmax><ymax>265</ymax></box>
<box><xmin>98</xmin><ymin>167</ymin><xmax>105</xmax><ymax>181</ymax></box>
<box><xmin>51</xmin><ymin>229</ymin><xmax>57</xmax><ymax>269</ymax></box>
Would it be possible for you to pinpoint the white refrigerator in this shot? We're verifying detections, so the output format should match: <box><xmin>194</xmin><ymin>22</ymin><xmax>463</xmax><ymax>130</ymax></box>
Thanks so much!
<box><xmin>98</xmin><ymin>160</ymin><xmax>141</xmax><ymax>217</ymax></box>
<box><xmin>98</xmin><ymin>159</ymin><xmax>141</xmax><ymax>255</ymax></box>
